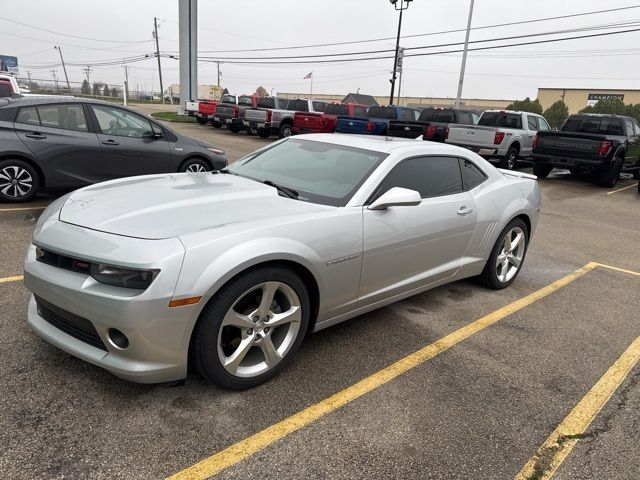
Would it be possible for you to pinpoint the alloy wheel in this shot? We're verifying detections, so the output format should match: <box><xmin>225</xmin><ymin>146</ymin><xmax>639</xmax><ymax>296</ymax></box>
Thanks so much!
<box><xmin>506</xmin><ymin>151</ymin><xmax>518</xmax><ymax>170</ymax></box>
<box><xmin>496</xmin><ymin>226</ymin><xmax>526</xmax><ymax>283</ymax></box>
<box><xmin>0</xmin><ymin>166</ymin><xmax>33</xmax><ymax>199</ymax></box>
<box><xmin>217</xmin><ymin>281</ymin><xmax>302</xmax><ymax>378</ymax></box>
<box><xmin>185</xmin><ymin>163</ymin><xmax>207</xmax><ymax>173</ymax></box>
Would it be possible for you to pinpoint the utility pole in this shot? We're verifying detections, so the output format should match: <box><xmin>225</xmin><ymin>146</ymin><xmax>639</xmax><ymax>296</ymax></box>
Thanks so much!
<box><xmin>123</xmin><ymin>65</ymin><xmax>129</xmax><ymax>106</ymax></box>
<box><xmin>27</xmin><ymin>71</ymin><xmax>32</xmax><ymax>87</ymax></box>
<box><xmin>51</xmin><ymin>70</ymin><xmax>59</xmax><ymax>93</ymax></box>
<box><xmin>82</xmin><ymin>65</ymin><xmax>92</xmax><ymax>84</ymax></box>
<box><xmin>389</xmin><ymin>0</ymin><xmax>412</xmax><ymax>105</ymax></box>
<box><xmin>216</xmin><ymin>61</ymin><xmax>222</xmax><ymax>98</ymax></box>
<box><xmin>153</xmin><ymin>17</ymin><xmax>165</xmax><ymax>104</ymax></box>
<box><xmin>455</xmin><ymin>0</ymin><xmax>475</xmax><ymax>107</ymax></box>
<box><xmin>396</xmin><ymin>47</ymin><xmax>405</xmax><ymax>105</ymax></box>
<box><xmin>54</xmin><ymin>46</ymin><xmax>71</xmax><ymax>94</ymax></box>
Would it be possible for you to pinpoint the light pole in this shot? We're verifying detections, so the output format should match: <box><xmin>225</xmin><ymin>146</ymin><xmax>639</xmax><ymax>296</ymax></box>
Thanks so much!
<box><xmin>389</xmin><ymin>0</ymin><xmax>412</xmax><ymax>105</ymax></box>
<box><xmin>54</xmin><ymin>46</ymin><xmax>71</xmax><ymax>94</ymax></box>
<box><xmin>455</xmin><ymin>0</ymin><xmax>475</xmax><ymax>107</ymax></box>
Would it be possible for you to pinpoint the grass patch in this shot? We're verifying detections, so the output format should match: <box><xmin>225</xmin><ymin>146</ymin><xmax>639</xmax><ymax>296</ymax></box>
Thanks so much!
<box><xmin>150</xmin><ymin>111</ymin><xmax>197</xmax><ymax>123</ymax></box>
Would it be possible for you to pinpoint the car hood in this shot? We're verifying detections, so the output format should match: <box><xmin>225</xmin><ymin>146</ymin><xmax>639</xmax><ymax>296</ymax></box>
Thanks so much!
<box><xmin>58</xmin><ymin>173</ymin><xmax>330</xmax><ymax>239</ymax></box>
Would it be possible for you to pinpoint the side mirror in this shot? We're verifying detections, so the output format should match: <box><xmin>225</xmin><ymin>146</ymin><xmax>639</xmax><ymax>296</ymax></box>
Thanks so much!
<box><xmin>368</xmin><ymin>187</ymin><xmax>421</xmax><ymax>210</ymax></box>
<box><xmin>143</xmin><ymin>130</ymin><xmax>163</xmax><ymax>139</ymax></box>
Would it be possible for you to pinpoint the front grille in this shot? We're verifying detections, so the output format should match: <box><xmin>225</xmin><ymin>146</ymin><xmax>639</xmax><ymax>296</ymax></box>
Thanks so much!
<box><xmin>36</xmin><ymin>248</ymin><xmax>91</xmax><ymax>275</ymax></box>
<box><xmin>35</xmin><ymin>296</ymin><xmax>107</xmax><ymax>351</ymax></box>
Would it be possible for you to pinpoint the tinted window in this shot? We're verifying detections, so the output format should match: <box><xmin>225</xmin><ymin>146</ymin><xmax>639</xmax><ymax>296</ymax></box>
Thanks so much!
<box><xmin>375</xmin><ymin>156</ymin><xmax>463</xmax><ymax>199</ymax></box>
<box><xmin>419</xmin><ymin>108</ymin><xmax>456</xmax><ymax>123</ymax></box>
<box><xmin>238</xmin><ymin>96</ymin><xmax>254</xmax><ymax>106</ymax></box>
<box><xmin>0</xmin><ymin>82</ymin><xmax>12</xmax><ymax>98</ymax></box>
<box><xmin>633</xmin><ymin>120</ymin><xmax>640</xmax><ymax>136</ymax></box>
<box><xmin>257</xmin><ymin>97</ymin><xmax>275</xmax><ymax>109</ymax></box>
<box><xmin>353</xmin><ymin>106</ymin><xmax>368</xmax><ymax>117</ymax></box>
<box><xmin>91</xmin><ymin>105</ymin><xmax>153</xmax><ymax>137</ymax></box>
<box><xmin>220</xmin><ymin>94</ymin><xmax>236</xmax><ymax>104</ymax></box>
<box><xmin>229</xmin><ymin>139</ymin><xmax>387</xmax><ymax>207</ymax></box>
<box><xmin>400</xmin><ymin>109</ymin><xmax>414</xmax><ymax>121</ymax></box>
<box><xmin>562</xmin><ymin>116</ymin><xmax>624</xmax><ymax>135</ymax></box>
<box><xmin>479</xmin><ymin>112</ymin><xmax>522</xmax><ymax>129</ymax></box>
<box><xmin>459</xmin><ymin>158</ymin><xmax>486</xmax><ymax>190</ymax></box>
<box><xmin>287</xmin><ymin>100</ymin><xmax>309</xmax><ymax>112</ymax></box>
<box><xmin>312</xmin><ymin>101</ymin><xmax>327</xmax><ymax>112</ymax></box>
<box><xmin>325</xmin><ymin>104</ymin><xmax>349</xmax><ymax>116</ymax></box>
<box><xmin>458</xmin><ymin>111</ymin><xmax>471</xmax><ymax>124</ymax></box>
<box><xmin>16</xmin><ymin>107</ymin><xmax>40</xmax><ymax>126</ymax></box>
<box><xmin>527</xmin><ymin>116</ymin><xmax>539</xmax><ymax>131</ymax></box>
<box><xmin>537</xmin><ymin>117</ymin><xmax>550</xmax><ymax>131</ymax></box>
<box><xmin>367</xmin><ymin>106</ymin><xmax>397</xmax><ymax>119</ymax></box>
<box><xmin>36</xmin><ymin>104</ymin><xmax>88</xmax><ymax>132</ymax></box>
<box><xmin>625</xmin><ymin>119</ymin><xmax>634</xmax><ymax>136</ymax></box>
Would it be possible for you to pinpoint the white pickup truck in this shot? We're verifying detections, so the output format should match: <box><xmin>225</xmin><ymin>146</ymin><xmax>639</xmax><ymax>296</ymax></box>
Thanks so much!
<box><xmin>446</xmin><ymin>110</ymin><xmax>551</xmax><ymax>170</ymax></box>
<box><xmin>0</xmin><ymin>74</ymin><xmax>20</xmax><ymax>97</ymax></box>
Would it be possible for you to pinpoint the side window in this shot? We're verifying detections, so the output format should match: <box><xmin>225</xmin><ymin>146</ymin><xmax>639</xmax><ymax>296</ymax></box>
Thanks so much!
<box><xmin>413</xmin><ymin>110</ymin><xmax>420</xmax><ymax>121</ymax></box>
<box><xmin>458</xmin><ymin>111</ymin><xmax>471</xmax><ymax>124</ymax></box>
<box><xmin>537</xmin><ymin>117</ymin><xmax>550</xmax><ymax>131</ymax></box>
<box><xmin>91</xmin><ymin>105</ymin><xmax>153</xmax><ymax>137</ymax></box>
<box><xmin>471</xmin><ymin>112</ymin><xmax>480</xmax><ymax>124</ymax></box>
<box><xmin>527</xmin><ymin>115</ymin><xmax>539</xmax><ymax>131</ymax></box>
<box><xmin>624</xmin><ymin>119</ymin><xmax>634</xmax><ymax>136</ymax></box>
<box><xmin>459</xmin><ymin>158</ymin><xmax>486</xmax><ymax>190</ymax></box>
<box><xmin>400</xmin><ymin>109</ymin><xmax>413</xmax><ymax>121</ymax></box>
<box><xmin>16</xmin><ymin>107</ymin><xmax>41</xmax><ymax>126</ymax></box>
<box><xmin>36</xmin><ymin>104</ymin><xmax>88</xmax><ymax>132</ymax></box>
<box><xmin>353</xmin><ymin>106</ymin><xmax>367</xmax><ymax>117</ymax></box>
<box><xmin>374</xmin><ymin>156</ymin><xmax>463</xmax><ymax>200</ymax></box>
<box><xmin>312</xmin><ymin>101</ymin><xmax>327</xmax><ymax>112</ymax></box>
<box><xmin>633</xmin><ymin>120</ymin><xmax>640</xmax><ymax>136</ymax></box>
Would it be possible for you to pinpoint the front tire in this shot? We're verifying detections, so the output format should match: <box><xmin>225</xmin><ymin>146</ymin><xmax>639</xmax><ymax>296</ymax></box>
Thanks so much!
<box><xmin>278</xmin><ymin>123</ymin><xmax>293</xmax><ymax>139</ymax></box>
<box><xmin>212</xmin><ymin>122</ymin><xmax>222</xmax><ymax>129</ymax></box>
<box><xmin>196</xmin><ymin>117</ymin><xmax>207</xmax><ymax>125</ymax></box>
<box><xmin>480</xmin><ymin>218</ymin><xmax>529</xmax><ymax>290</ymax></box>
<box><xmin>191</xmin><ymin>267</ymin><xmax>311</xmax><ymax>389</ymax></box>
<box><xmin>0</xmin><ymin>159</ymin><xmax>40</xmax><ymax>203</ymax></box>
<box><xmin>179</xmin><ymin>158</ymin><xmax>211</xmax><ymax>173</ymax></box>
<box><xmin>533</xmin><ymin>163</ymin><xmax>552</xmax><ymax>179</ymax></box>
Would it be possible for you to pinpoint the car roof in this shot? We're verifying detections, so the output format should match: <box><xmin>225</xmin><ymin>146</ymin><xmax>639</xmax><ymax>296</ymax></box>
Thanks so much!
<box><xmin>294</xmin><ymin>133</ymin><xmax>468</xmax><ymax>155</ymax></box>
<box><xmin>0</xmin><ymin>96</ymin><xmax>112</xmax><ymax>108</ymax></box>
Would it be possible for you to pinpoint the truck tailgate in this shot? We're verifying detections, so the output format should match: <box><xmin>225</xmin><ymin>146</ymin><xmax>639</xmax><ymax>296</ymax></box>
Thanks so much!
<box><xmin>335</xmin><ymin>116</ymin><xmax>371</xmax><ymax>134</ymax></box>
<box><xmin>244</xmin><ymin>109</ymin><xmax>267</xmax><ymax>123</ymax></box>
<box><xmin>185</xmin><ymin>101</ymin><xmax>199</xmax><ymax>113</ymax></box>
<box><xmin>388</xmin><ymin>120</ymin><xmax>424</xmax><ymax>138</ymax></box>
<box><xmin>216</xmin><ymin>105</ymin><xmax>236</xmax><ymax>118</ymax></box>
<box><xmin>199</xmin><ymin>102</ymin><xmax>216</xmax><ymax>115</ymax></box>
<box><xmin>535</xmin><ymin>132</ymin><xmax>605</xmax><ymax>160</ymax></box>
<box><xmin>447</xmin><ymin>124</ymin><xmax>498</xmax><ymax>147</ymax></box>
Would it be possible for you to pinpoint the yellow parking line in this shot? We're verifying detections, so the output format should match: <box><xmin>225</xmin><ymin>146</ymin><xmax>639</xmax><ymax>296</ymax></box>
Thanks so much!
<box><xmin>0</xmin><ymin>275</ymin><xmax>23</xmax><ymax>284</ymax></box>
<box><xmin>515</xmin><ymin>334</ymin><xmax>640</xmax><ymax>480</ymax></box>
<box><xmin>167</xmin><ymin>262</ymin><xmax>598</xmax><ymax>480</ymax></box>
<box><xmin>606</xmin><ymin>183</ymin><xmax>637</xmax><ymax>195</ymax></box>
<box><xmin>0</xmin><ymin>206</ymin><xmax>47</xmax><ymax>212</ymax></box>
<box><xmin>594</xmin><ymin>261</ymin><xmax>640</xmax><ymax>277</ymax></box>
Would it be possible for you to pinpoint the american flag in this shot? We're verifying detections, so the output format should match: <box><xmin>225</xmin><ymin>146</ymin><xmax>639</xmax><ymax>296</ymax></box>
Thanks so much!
<box><xmin>303</xmin><ymin>71</ymin><xmax>313</xmax><ymax>79</ymax></box>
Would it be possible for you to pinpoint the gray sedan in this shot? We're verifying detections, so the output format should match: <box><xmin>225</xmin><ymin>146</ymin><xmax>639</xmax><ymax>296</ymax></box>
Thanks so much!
<box><xmin>24</xmin><ymin>135</ymin><xmax>541</xmax><ymax>389</ymax></box>
<box><xmin>0</xmin><ymin>96</ymin><xmax>227</xmax><ymax>202</ymax></box>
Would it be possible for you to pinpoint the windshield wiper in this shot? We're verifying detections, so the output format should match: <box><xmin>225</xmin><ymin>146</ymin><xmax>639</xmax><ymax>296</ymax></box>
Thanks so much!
<box><xmin>263</xmin><ymin>180</ymin><xmax>299</xmax><ymax>199</ymax></box>
<box><xmin>218</xmin><ymin>168</ymin><xmax>236</xmax><ymax>174</ymax></box>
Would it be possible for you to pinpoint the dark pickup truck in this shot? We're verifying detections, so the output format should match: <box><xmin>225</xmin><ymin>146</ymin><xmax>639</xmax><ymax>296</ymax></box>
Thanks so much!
<box><xmin>215</xmin><ymin>94</ymin><xmax>258</xmax><ymax>133</ymax></box>
<box><xmin>335</xmin><ymin>105</ymin><xmax>419</xmax><ymax>136</ymax></box>
<box><xmin>532</xmin><ymin>114</ymin><xmax>640</xmax><ymax>187</ymax></box>
<box><xmin>387</xmin><ymin>107</ymin><xmax>479</xmax><ymax>142</ymax></box>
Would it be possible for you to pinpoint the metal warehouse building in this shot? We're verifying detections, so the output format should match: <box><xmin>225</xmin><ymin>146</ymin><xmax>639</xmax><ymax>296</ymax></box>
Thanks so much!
<box><xmin>538</xmin><ymin>88</ymin><xmax>640</xmax><ymax>114</ymax></box>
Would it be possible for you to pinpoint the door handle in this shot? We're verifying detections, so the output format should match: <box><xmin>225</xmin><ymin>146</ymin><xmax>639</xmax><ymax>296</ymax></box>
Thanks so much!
<box><xmin>25</xmin><ymin>133</ymin><xmax>47</xmax><ymax>139</ymax></box>
<box><xmin>457</xmin><ymin>206</ymin><xmax>474</xmax><ymax>216</ymax></box>
<box><xmin>101</xmin><ymin>139</ymin><xmax>120</xmax><ymax>146</ymax></box>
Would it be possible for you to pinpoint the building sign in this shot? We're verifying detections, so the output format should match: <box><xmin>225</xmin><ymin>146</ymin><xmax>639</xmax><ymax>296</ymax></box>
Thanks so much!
<box><xmin>586</xmin><ymin>93</ymin><xmax>624</xmax><ymax>107</ymax></box>
<box><xmin>0</xmin><ymin>55</ymin><xmax>19</xmax><ymax>74</ymax></box>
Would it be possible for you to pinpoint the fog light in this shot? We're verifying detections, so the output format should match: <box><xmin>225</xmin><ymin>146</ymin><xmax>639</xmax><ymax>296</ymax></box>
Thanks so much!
<box><xmin>108</xmin><ymin>328</ymin><xmax>129</xmax><ymax>349</ymax></box>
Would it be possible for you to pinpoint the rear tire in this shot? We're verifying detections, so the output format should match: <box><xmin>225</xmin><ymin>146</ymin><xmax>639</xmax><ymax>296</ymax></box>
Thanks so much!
<box><xmin>480</xmin><ymin>218</ymin><xmax>529</xmax><ymax>290</ymax></box>
<box><xmin>596</xmin><ymin>158</ymin><xmax>622</xmax><ymax>188</ymax></box>
<box><xmin>191</xmin><ymin>267</ymin><xmax>310</xmax><ymax>389</ymax></box>
<box><xmin>196</xmin><ymin>117</ymin><xmax>207</xmax><ymax>125</ymax></box>
<box><xmin>229</xmin><ymin>124</ymin><xmax>241</xmax><ymax>134</ymax></box>
<box><xmin>533</xmin><ymin>163</ymin><xmax>553</xmax><ymax>179</ymax></box>
<box><xmin>0</xmin><ymin>159</ymin><xmax>40</xmax><ymax>203</ymax></box>
<box><xmin>212</xmin><ymin>122</ymin><xmax>222</xmax><ymax>129</ymax></box>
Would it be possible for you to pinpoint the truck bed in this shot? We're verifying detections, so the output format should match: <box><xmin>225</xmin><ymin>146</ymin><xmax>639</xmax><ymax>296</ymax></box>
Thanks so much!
<box><xmin>535</xmin><ymin>131</ymin><xmax>609</xmax><ymax>160</ymax></box>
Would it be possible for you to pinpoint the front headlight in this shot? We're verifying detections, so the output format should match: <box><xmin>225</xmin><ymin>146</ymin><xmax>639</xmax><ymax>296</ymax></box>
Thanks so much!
<box><xmin>206</xmin><ymin>147</ymin><xmax>225</xmax><ymax>156</ymax></box>
<box><xmin>90</xmin><ymin>264</ymin><xmax>159</xmax><ymax>290</ymax></box>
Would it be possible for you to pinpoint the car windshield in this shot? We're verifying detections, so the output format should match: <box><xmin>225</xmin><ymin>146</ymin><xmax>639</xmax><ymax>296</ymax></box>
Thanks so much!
<box><xmin>479</xmin><ymin>112</ymin><xmax>522</xmax><ymax>129</ymax></box>
<box><xmin>562</xmin><ymin>116</ymin><xmax>624</xmax><ymax>135</ymax></box>
<box><xmin>419</xmin><ymin>109</ymin><xmax>456</xmax><ymax>123</ymax></box>
<box><xmin>228</xmin><ymin>139</ymin><xmax>387</xmax><ymax>207</ymax></box>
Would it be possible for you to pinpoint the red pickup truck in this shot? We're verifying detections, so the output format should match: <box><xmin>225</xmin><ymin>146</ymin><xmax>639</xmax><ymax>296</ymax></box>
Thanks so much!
<box><xmin>197</xmin><ymin>101</ymin><xmax>222</xmax><ymax>128</ymax></box>
<box><xmin>293</xmin><ymin>103</ymin><xmax>368</xmax><ymax>134</ymax></box>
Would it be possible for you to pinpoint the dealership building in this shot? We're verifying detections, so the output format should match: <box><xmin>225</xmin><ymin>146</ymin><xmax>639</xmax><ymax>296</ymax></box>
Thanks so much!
<box><xmin>537</xmin><ymin>88</ymin><xmax>640</xmax><ymax>114</ymax></box>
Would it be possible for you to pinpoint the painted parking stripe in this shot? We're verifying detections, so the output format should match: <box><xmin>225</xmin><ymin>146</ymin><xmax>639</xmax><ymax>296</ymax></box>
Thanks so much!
<box><xmin>515</xmin><ymin>334</ymin><xmax>640</xmax><ymax>480</ymax></box>
<box><xmin>167</xmin><ymin>263</ymin><xmax>599</xmax><ymax>480</ymax></box>
<box><xmin>0</xmin><ymin>275</ymin><xmax>23</xmax><ymax>284</ymax></box>
<box><xmin>606</xmin><ymin>183</ymin><xmax>638</xmax><ymax>195</ymax></box>
<box><xmin>0</xmin><ymin>206</ymin><xmax>48</xmax><ymax>212</ymax></box>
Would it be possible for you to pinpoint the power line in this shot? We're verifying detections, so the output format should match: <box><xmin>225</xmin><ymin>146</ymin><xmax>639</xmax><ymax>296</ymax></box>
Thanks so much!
<box><xmin>196</xmin><ymin>5</ymin><xmax>640</xmax><ymax>54</ymax></box>
<box><xmin>0</xmin><ymin>15</ymin><xmax>148</xmax><ymax>43</ymax></box>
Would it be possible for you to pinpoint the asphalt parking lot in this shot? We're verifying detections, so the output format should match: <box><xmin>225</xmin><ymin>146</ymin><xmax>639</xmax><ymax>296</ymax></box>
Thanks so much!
<box><xmin>1</xmin><ymin>121</ymin><xmax>639</xmax><ymax>480</ymax></box>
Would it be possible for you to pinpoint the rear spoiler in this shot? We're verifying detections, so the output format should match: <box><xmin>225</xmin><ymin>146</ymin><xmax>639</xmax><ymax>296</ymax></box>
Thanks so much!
<box><xmin>497</xmin><ymin>168</ymin><xmax>537</xmax><ymax>180</ymax></box>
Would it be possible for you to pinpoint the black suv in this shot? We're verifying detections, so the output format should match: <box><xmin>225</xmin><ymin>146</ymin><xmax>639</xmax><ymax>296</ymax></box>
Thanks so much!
<box><xmin>0</xmin><ymin>97</ymin><xmax>227</xmax><ymax>202</ymax></box>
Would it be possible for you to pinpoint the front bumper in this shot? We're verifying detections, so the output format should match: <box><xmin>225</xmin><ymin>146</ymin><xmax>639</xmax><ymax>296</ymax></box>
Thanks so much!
<box><xmin>24</xmin><ymin>223</ymin><xmax>201</xmax><ymax>384</ymax></box>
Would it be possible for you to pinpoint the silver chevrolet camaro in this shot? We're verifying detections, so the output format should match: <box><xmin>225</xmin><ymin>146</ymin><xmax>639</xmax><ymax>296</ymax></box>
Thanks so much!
<box><xmin>24</xmin><ymin>134</ymin><xmax>541</xmax><ymax>389</ymax></box>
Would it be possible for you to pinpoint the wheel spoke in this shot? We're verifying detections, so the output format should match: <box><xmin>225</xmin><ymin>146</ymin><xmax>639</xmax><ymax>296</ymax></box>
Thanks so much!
<box><xmin>223</xmin><ymin>336</ymin><xmax>254</xmax><ymax>375</ymax></box>
<box><xmin>221</xmin><ymin>309</ymin><xmax>254</xmax><ymax>328</ymax></box>
<box><xmin>509</xmin><ymin>254</ymin><xmax>522</xmax><ymax>268</ymax></box>
<box><xmin>503</xmin><ymin>234</ymin><xmax>512</xmax><ymax>252</ymax></box>
<box><xmin>259</xmin><ymin>335</ymin><xmax>282</xmax><ymax>367</ymax></box>
<box><xmin>510</xmin><ymin>232</ymin><xmax>523</xmax><ymax>252</ymax></box>
<box><xmin>0</xmin><ymin>171</ymin><xmax>11</xmax><ymax>182</ymax></box>
<box><xmin>0</xmin><ymin>184</ymin><xmax>12</xmax><ymax>195</ymax></box>
<box><xmin>257</xmin><ymin>282</ymin><xmax>279</xmax><ymax>318</ymax></box>
<box><xmin>266</xmin><ymin>305</ymin><xmax>301</xmax><ymax>327</ymax></box>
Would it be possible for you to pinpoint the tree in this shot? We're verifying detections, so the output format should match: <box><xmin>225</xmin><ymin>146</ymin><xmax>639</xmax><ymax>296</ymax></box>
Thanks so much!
<box><xmin>81</xmin><ymin>79</ymin><xmax>91</xmax><ymax>95</ymax></box>
<box><xmin>92</xmin><ymin>82</ymin><xmax>103</xmax><ymax>96</ymax></box>
<box><xmin>221</xmin><ymin>88</ymin><xmax>229</xmax><ymax>96</ymax></box>
<box><xmin>624</xmin><ymin>104</ymin><xmax>640</xmax><ymax>123</ymax></box>
<box><xmin>506</xmin><ymin>97</ymin><xmax>543</xmax><ymax>114</ymax></box>
<box><xmin>111</xmin><ymin>87</ymin><xmax>118</xmax><ymax>97</ymax></box>
<box><xmin>255</xmin><ymin>86</ymin><xmax>268</xmax><ymax>97</ymax></box>
<box><xmin>103</xmin><ymin>83</ymin><xmax>110</xmax><ymax>97</ymax></box>
<box><xmin>543</xmin><ymin>100</ymin><xmax>569</xmax><ymax>129</ymax></box>
<box><xmin>580</xmin><ymin>98</ymin><xmax>626</xmax><ymax>115</ymax></box>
